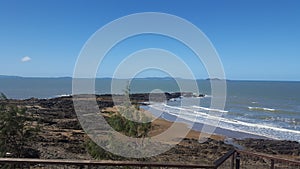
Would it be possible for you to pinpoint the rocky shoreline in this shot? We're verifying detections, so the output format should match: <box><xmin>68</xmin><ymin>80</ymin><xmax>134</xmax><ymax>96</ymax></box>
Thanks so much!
<box><xmin>0</xmin><ymin>94</ymin><xmax>299</xmax><ymax>164</ymax></box>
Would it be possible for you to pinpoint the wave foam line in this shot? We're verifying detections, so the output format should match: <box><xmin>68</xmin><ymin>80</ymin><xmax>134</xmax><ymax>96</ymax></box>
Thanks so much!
<box><xmin>248</xmin><ymin>106</ymin><xmax>276</xmax><ymax>112</ymax></box>
<box><xmin>148</xmin><ymin>104</ymin><xmax>300</xmax><ymax>140</ymax></box>
<box><xmin>192</xmin><ymin>105</ymin><xmax>228</xmax><ymax>113</ymax></box>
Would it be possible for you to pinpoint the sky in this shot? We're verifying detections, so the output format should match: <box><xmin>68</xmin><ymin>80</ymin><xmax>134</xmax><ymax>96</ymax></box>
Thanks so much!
<box><xmin>0</xmin><ymin>0</ymin><xmax>300</xmax><ymax>81</ymax></box>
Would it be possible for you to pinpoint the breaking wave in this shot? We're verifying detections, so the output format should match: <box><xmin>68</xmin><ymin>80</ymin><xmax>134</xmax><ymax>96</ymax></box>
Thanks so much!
<box><xmin>148</xmin><ymin>103</ymin><xmax>300</xmax><ymax>142</ymax></box>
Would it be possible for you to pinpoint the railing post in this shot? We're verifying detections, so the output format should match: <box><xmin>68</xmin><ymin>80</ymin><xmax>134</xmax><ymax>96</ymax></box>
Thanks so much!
<box><xmin>236</xmin><ymin>152</ymin><xmax>240</xmax><ymax>169</ymax></box>
<box><xmin>270</xmin><ymin>159</ymin><xmax>275</xmax><ymax>169</ymax></box>
<box><xmin>231</xmin><ymin>152</ymin><xmax>235</xmax><ymax>169</ymax></box>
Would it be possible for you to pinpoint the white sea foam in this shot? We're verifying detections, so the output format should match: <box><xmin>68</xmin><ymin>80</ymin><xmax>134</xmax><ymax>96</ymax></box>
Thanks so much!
<box><xmin>52</xmin><ymin>94</ymin><xmax>72</xmax><ymax>98</ymax></box>
<box><xmin>192</xmin><ymin>105</ymin><xmax>228</xmax><ymax>113</ymax></box>
<box><xmin>248</xmin><ymin>106</ymin><xmax>276</xmax><ymax>112</ymax></box>
<box><xmin>169</xmin><ymin>98</ymin><xmax>181</xmax><ymax>102</ymax></box>
<box><xmin>148</xmin><ymin>103</ymin><xmax>300</xmax><ymax>141</ymax></box>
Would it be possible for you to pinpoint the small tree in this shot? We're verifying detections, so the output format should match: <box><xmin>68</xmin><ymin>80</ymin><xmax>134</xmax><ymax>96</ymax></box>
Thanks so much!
<box><xmin>117</xmin><ymin>82</ymin><xmax>151</xmax><ymax>138</ymax></box>
<box><xmin>0</xmin><ymin>92</ymin><xmax>7</xmax><ymax>100</ymax></box>
<box><xmin>0</xmin><ymin>105</ymin><xmax>39</xmax><ymax>158</ymax></box>
<box><xmin>85</xmin><ymin>83</ymin><xmax>152</xmax><ymax>160</ymax></box>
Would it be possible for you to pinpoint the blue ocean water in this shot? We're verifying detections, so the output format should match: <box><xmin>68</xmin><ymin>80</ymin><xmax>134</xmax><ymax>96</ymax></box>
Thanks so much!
<box><xmin>1</xmin><ymin>77</ymin><xmax>300</xmax><ymax>141</ymax></box>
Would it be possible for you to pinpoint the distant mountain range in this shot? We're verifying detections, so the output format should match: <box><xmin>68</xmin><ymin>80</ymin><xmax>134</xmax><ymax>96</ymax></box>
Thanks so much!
<box><xmin>0</xmin><ymin>75</ymin><xmax>211</xmax><ymax>81</ymax></box>
<box><xmin>0</xmin><ymin>75</ymin><xmax>72</xmax><ymax>79</ymax></box>
<box><xmin>0</xmin><ymin>75</ymin><xmax>22</xmax><ymax>78</ymax></box>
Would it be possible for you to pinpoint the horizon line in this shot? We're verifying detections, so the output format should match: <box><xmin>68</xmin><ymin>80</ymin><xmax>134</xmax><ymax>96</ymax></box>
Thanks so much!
<box><xmin>0</xmin><ymin>75</ymin><xmax>299</xmax><ymax>82</ymax></box>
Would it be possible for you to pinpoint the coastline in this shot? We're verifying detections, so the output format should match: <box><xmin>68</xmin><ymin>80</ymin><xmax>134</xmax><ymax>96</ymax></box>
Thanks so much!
<box><xmin>149</xmin><ymin>116</ymin><xmax>226</xmax><ymax>141</ymax></box>
<box><xmin>141</xmin><ymin>105</ymin><xmax>268</xmax><ymax>141</ymax></box>
<box><xmin>1</xmin><ymin>95</ymin><xmax>299</xmax><ymax>163</ymax></box>
<box><xmin>2</xmin><ymin>93</ymin><xmax>283</xmax><ymax>141</ymax></box>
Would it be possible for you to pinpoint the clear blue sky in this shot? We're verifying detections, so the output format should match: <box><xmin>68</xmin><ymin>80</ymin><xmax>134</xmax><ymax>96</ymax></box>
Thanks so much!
<box><xmin>0</xmin><ymin>0</ymin><xmax>299</xmax><ymax>81</ymax></box>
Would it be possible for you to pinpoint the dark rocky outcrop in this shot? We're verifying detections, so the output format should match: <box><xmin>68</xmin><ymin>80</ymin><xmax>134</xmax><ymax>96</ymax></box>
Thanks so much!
<box><xmin>235</xmin><ymin>138</ymin><xmax>300</xmax><ymax>156</ymax></box>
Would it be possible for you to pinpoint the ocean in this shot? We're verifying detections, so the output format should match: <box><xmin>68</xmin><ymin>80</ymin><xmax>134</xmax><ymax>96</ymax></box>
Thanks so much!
<box><xmin>1</xmin><ymin>77</ymin><xmax>300</xmax><ymax>141</ymax></box>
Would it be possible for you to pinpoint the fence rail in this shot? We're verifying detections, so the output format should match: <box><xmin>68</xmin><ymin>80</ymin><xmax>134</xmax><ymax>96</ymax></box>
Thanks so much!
<box><xmin>1</xmin><ymin>149</ymin><xmax>300</xmax><ymax>169</ymax></box>
<box><xmin>237</xmin><ymin>150</ymin><xmax>300</xmax><ymax>169</ymax></box>
<box><xmin>237</xmin><ymin>150</ymin><xmax>300</xmax><ymax>165</ymax></box>
<box><xmin>213</xmin><ymin>149</ymin><xmax>235</xmax><ymax>168</ymax></box>
<box><xmin>0</xmin><ymin>158</ymin><xmax>216</xmax><ymax>168</ymax></box>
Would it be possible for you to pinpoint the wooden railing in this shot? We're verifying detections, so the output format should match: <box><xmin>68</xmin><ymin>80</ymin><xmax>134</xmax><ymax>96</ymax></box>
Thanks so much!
<box><xmin>0</xmin><ymin>157</ymin><xmax>219</xmax><ymax>169</ymax></box>
<box><xmin>214</xmin><ymin>149</ymin><xmax>235</xmax><ymax>168</ymax></box>
<box><xmin>237</xmin><ymin>150</ymin><xmax>300</xmax><ymax>169</ymax></box>
<box><xmin>1</xmin><ymin>149</ymin><xmax>299</xmax><ymax>169</ymax></box>
<box><xmin>0</xmin><ymin>150</ymin><xmax>236</xmax><ymax>169</ymax></box>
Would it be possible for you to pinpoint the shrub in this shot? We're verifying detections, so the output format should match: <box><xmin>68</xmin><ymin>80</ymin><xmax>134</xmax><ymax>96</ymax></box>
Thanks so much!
<box><xmin>0</xmin><ymin>105</ymin><xmax>39</xmax><ymax>158</ymax></box>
